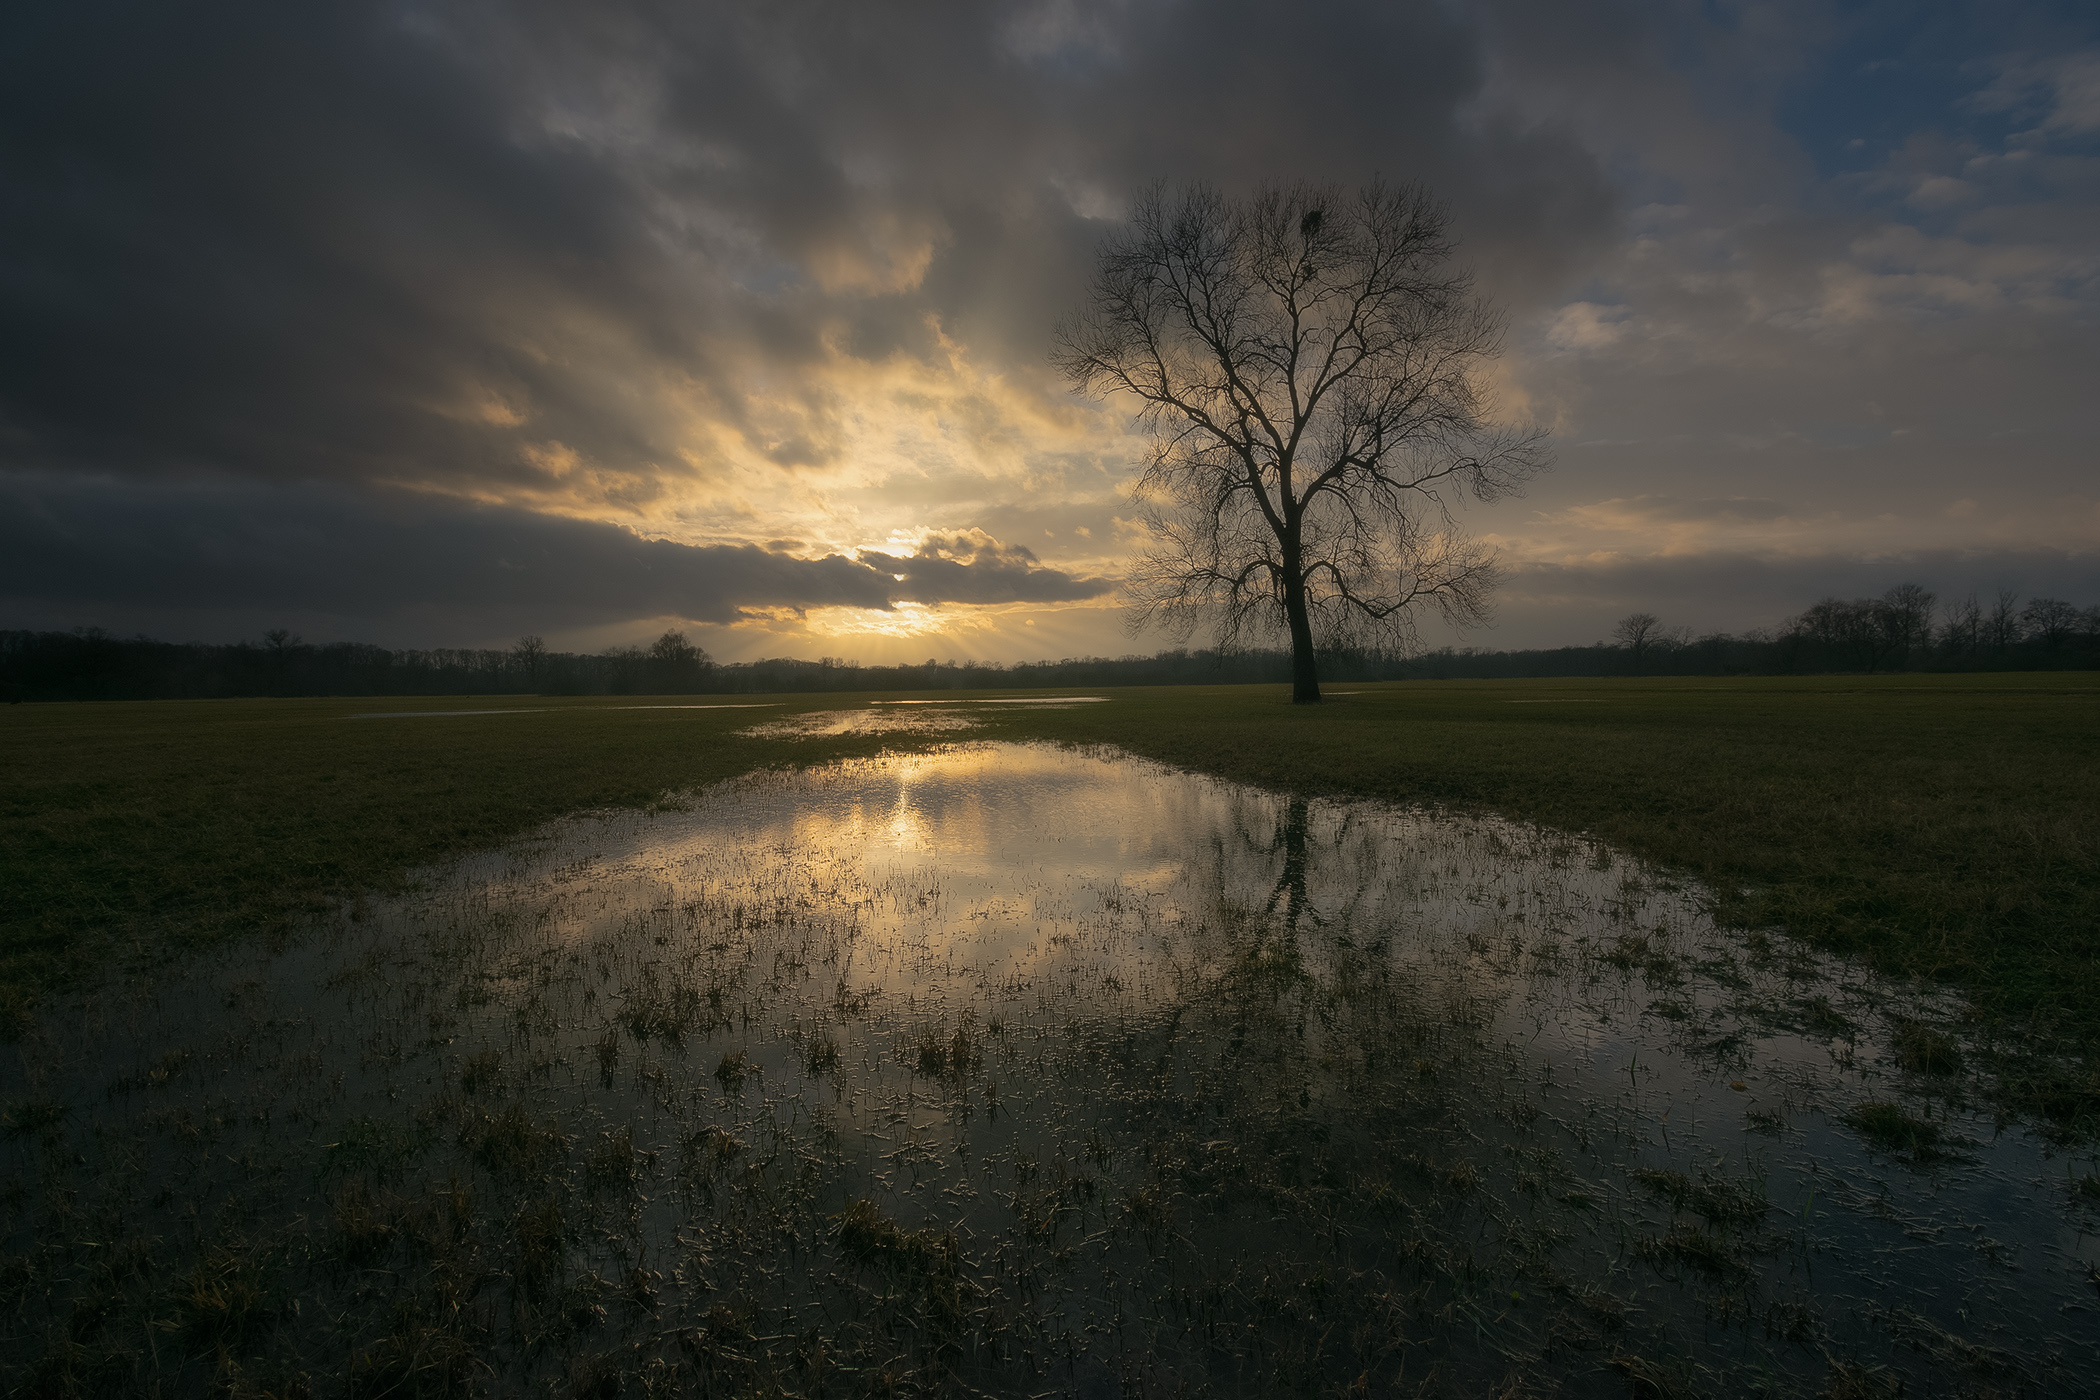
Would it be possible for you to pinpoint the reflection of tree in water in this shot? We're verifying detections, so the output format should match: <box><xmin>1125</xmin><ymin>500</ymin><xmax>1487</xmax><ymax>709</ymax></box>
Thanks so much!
<box><xmin>1261</xmin><ymin>795</ymin><xmax>1321</xmax><ymax>933</ymax></box>
<box><xmin>1232</xmin><ymin>792</ymin><xmax>1378</xmax><ymax>946</ymax></box>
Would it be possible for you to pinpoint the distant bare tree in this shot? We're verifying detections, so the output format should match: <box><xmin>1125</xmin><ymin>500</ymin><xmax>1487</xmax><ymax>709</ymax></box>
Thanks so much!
<box><xmin>1880</xmin><ymin>582</ymin><xmax>1936</xmax><ymax>668</ymax></box>
<box><xmin>601</xmin><ymin>644</ymin><xmax>646</xmax><ymax>694</ymax></box>
<box><xmin>1612</xmin><ymin>612</ymin><xmax>1662</xmax><ymax>674</ymax></box>
<box><xmin>1793</xmin><ymin>598</ymin><xmax>1885</xmax><ymax>671</ymax></box>
<box><xmin>512</xmin><ymin>634</ymin><xmax>547</xmax><ymax>690</ymax></box>
<box><xmin>1789</xmin><ymin>583</ymin><xmax>1934</xmax><ymax>672</ymax></box>
<box><xmin>1984</xmin><ymin>590</ymin><xmax>2022</xmax><ymax>652</ymax></box>
<box><xmin>262</xmin><ymin>627</ymin><xmax>300</xmax><ymax>677</ymax></box>
<box><xmin>1056</xmin><ymin>179</ymin><xmax>1548</xmax><ymax>703</ymax></box>
<box><xmin>2021</xmin><ymin>596</ymin><xmax>2080</xmax><ymax>647</ymax></box>
<box><xmin>647</xmin><ymin>630</ymin><xmax>710</xmax><ymax>692</ymax></box>
<box><xmin>1938</xmin><ymin>593</ymin><xmax>1981</xmax><ymax>656</ymax></box>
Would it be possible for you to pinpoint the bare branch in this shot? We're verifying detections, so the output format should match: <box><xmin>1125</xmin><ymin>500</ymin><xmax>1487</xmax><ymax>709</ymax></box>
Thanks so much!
<box><xmin>1058</xmin><ymin>179</ymin><xmax>1552</xmax><ymax>700</ymax></box>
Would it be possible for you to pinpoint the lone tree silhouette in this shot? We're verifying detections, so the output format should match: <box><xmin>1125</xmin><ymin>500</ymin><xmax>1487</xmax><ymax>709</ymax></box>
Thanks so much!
<box><xmin>1056</xmin><ymin>179</ymin><xmax>1548</xmax><ymax>703</ymax></box>
<box><xmin>1612</xmin><ymin>612</ymin><xmax>1661</xmax><ymax>674</ymax></box>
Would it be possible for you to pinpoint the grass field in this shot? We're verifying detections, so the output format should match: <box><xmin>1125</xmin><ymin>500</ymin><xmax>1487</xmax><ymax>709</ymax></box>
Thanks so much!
<box><xmin>5</xmin><ymin>673</ymin><xmax>2096</xmax><ymax>1122</ymax></box>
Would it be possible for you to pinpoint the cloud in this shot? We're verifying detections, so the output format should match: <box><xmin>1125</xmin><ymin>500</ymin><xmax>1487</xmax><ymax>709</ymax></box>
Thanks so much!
<box><xmin>0</xmin><ymin>473</ymin><xmax>1106</xmax><ymax>644</ymax></box>
<box><xmin>1545</xmin><ymin>302</ymin><xmax>1631</xmax><ymax>352</ymax></box>
<box><xmin>861</xmin><ymin>529</ymin><xmax>1111</xmax><ymax>606</ymax></box>
<box><xmin>2</xmin><ymin>1</ymin><xmax>2095</xmax><ymax>658</ymax></box>
<box><xmin>0</xmin><ymin>0</ymin><xmax>1614</xmax><ymax>510</ymax></box>
<box><xmin>1555</xmin><ymin>495</ymin><xmax>1795</xmax><ymax>527</ymax></box>
<box><xmin>1969</xmin><ymin>50</ymin><xmax>2100</xmax><ymax>138</ymax></box>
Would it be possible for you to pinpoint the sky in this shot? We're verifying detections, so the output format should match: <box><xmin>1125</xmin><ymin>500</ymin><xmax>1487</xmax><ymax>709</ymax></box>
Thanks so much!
<box><xmin>3</xmin><ymin>0</ymin><xmax>2096</xmax><ymax>662</ymax></box>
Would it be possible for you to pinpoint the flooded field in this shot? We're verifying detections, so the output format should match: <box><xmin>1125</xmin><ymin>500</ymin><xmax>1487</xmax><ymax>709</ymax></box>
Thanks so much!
<box><xmin>4</xmin><ymin>740</ymin><xmax>2097</xmax><ymax>1396</ymax></box>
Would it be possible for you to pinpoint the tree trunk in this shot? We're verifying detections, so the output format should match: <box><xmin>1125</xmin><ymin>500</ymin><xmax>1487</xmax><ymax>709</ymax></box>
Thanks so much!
<box><xmin>1282</xmin><ymin>561</ymin><xmax>1322</xmax><ymax>704</ymax></box>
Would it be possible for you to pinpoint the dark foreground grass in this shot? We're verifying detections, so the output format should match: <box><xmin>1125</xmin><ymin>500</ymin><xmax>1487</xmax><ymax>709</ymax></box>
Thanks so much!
<box><xmin>4</xmin><ymin>673</ymin><xmax>2097</xmax><ymax>1121</ymax></box>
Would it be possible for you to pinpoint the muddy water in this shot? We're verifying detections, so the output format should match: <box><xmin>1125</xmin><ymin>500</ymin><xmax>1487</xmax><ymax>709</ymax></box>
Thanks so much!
<box><xmin>4</xmin><ymin>743</ymin><xmax>2097</xmax><ymax>1396</ymax></box>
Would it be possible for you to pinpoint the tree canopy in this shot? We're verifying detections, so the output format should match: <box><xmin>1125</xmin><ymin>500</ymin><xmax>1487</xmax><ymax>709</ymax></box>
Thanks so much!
<box><xmin>1056</xmin><ymin>179</ymin><xmax>1548</xmax><ymax>701</ymax></box>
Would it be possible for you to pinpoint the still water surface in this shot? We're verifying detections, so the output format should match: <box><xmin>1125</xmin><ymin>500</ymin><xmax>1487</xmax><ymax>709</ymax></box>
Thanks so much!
<box><xmin>4</xmin><ymin>742</ymin><xmax>2096</xmax><ymax>1395</ymax></box>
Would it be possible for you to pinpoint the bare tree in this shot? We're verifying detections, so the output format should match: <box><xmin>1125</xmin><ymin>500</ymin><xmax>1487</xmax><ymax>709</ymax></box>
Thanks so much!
<box><xmin>1612</xmin><ymin>612</ymin><xmax>1662</xmax><ymax>675</ymax></box>
<box><xmin>1880</xmin><ymin>582</ymin><xmax>1936</xmax><ymax>664</ymax></box>
<box><xmin>1055</xmin><ymin>180</ymin><xmax>1548</xmax><ymax>703</ymax></box>
<box><xmin>511</xmin><ymin>634</ymin><xmax>547</xmax><ymax>691</ymax></box>
<box><xmin>1868</xmin><ymin>582</ymin><xmax>1935</xmax><ymax>671</ymax></box>
<box><xmin>2021</xmin><ymin>596</ymin><xmax>2080</xmax><ymax>647</ymax></box>
<box><xmin>1938</xmin><ymin>593</ymin><xmax>1981</xmax><ymax>656</ymax></box>
<box><xmin>1788</xmin><ymin>583</ymin><xmax>1935</xmax><ymax>672</ymax></box>
<box><xmin>647</xmin><ymin>629</ymin><xmax>710</xmax><ymax>692</ymax></box>
<box><xmin>1984</xmin><ymin>590</ymin><xmax>2022</xmax><ymax>652</ymax></box>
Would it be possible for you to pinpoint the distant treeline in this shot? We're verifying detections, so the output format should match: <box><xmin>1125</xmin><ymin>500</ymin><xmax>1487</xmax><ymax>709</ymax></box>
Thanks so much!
<box><xmin>4</xmin><ymin>584</ymin><xmax>2096</xmax><ymax>702</ymax></box>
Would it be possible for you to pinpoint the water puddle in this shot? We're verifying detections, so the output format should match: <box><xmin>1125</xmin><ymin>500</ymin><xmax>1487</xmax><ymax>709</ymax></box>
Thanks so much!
<box><xmin>739</xmin><ymin>708</ymin><xmax>991</xmax><ymax>739</ymax></box>
<box><xmin>739</xmin><ymin>696</ymin><xmax>1105</xmax><ymax>739</ymax></box>
<box><xmin>352</xmin><ymin>703</ymin><xmax>782</xmax><ymax>719</ymax></box>
<box><xmin>4</xmin><ymin>743</ymin><xmax>2096</xmax><ymax>1395</ymax></box>
<box><xmin>869</xmin><ymin>696</ymin><xmax>1111</xmax><ymax>707</ymax></box>
<box><xmin>350</xmin><ymin>707</ymin><xmax>560</xmax><ymax>718</ymax></box>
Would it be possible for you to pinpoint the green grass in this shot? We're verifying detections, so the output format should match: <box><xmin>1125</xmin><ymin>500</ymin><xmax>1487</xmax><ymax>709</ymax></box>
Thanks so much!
<box><xmin>5</xmin><ymin>674</ymin><xmax>2097</xmax><ymax>1118</ymax></box>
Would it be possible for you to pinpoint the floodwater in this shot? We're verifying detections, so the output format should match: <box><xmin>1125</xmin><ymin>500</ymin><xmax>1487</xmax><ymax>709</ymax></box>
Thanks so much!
<box><xmin>4</xmin><ymin>742</ymin><xmax>2097</xmax><ymax>1396</ymax></box>
<box><xmin>740</xmin><ymin>697</ymin><xmax>1106</xmax><ymax>738</ymax></box>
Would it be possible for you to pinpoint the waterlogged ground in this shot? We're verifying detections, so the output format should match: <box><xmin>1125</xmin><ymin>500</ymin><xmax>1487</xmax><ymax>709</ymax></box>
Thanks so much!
<box><xmin>4</xmin><ymin>738</ymin><xmax>2099</xmax><ymax>1397</ymax></box>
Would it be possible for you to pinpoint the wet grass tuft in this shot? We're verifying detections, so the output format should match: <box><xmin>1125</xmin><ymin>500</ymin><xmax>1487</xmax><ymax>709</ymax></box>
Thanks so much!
<box><xmin>1</xmin><ymin>1097</ymin><xmax>63</xmax><ymax>1137</ymax></box>
<box><xmin>681</xmin><ymin>1125</ymin><xmax>744</xmax><ymax>1180</ymax></box>
<box><xmin>330</xmin><ymin>1179</ymin><xmax>402</xmax><ymax>1266</ymax></box>
<box><xmin>459</xmin><ymin>1049</ymin><xmax>502</xmax><ymax>1096</ymax></box>
<box><xmin>176</xmin><ymin>1246</ymin><xmax>275</xmax><ymax>1349</ymax></box>
<box><xmin>830</xmin><ymin>1199</ymin><xmax>969</xmax><ymax>1329</ymax></box>
<box><xmin>1638</xmin><ymin>1223</ymin><xmax>1743</xmax><ymax>1276</ymax></box>
<box><xmin>466</xmin><ymin>1105</ymin><xmax>570</xmax><ymax>1177</ymax></box>
<box><xmin>1891</xmin><ymin>1019</ymin><xmax>1962</xmax><ymax>1075</ymax></box>
<box><xmin>800</xmin><ymin>1029</ymin><xmax>840</xmax><ymax>1077</ymax></box>
<box><xmin>620</xmin><ymin>976</ymin><xmax>708</xmax><ymax>1044</ymax></box>
<box><xmin>1797</xmin><ymin>995</ymin><xmax>1853</xmax><ymax>1038</ymax></box>
<box><xmin>1843</xmin><ymin>1100</ymin><xmax>1942</xmax><ymax>1157</ymax></box>
<box><xmin>1609</xmin><ymin>1348</ymin><xmax>1692</xmax><ymax>1400</ymax></box>
<box><xmin>909</xmin><ymin>1011</ymin><xmax>981</xmax><ymax>1082</ymax></box>
<box><xmin>833</xmin><ymin>1198</ymin><xmax>959</xmax><ymax>1275</ymax></box>
<box><xmin>510</xmin><ymin>1197</ymin><xmax>566</xmax><ymax>1294</ymax></box>
<box><xmin>583</xmin><ymin>1127</ymin><xmax>639</xmax><ymax>1194</ymax></box>
<box><xmin>1633</xmin><ymin>1167</ymin><xmax>1768</xmax><ymax>1226</ymax></box>
<box><xmin>1818</xmin><ymin>1359</ymin><xmax>1904</xmax><ymax>1400</ymax></box>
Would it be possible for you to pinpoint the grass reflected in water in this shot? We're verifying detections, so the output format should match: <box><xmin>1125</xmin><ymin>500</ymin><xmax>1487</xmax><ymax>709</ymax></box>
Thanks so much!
<box><xmin>3</xmin><ymin>743</ymin><xmax>2096</xmax><ymax>1396</ymax></box>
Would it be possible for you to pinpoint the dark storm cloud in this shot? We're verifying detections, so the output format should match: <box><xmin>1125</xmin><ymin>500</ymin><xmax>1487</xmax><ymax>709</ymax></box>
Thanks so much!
<box><xmin>1</xmin><ymin>2</ymin><xmax>716</xmax><ymax>496</ymax></box>
<box><xmin>0</xmin><ymin>474</ymin><xmax>1108</xmax><ymax>640</ymax></box>
<box><xmin>0</xmin><ymin>0</ymin><xmax>1614</xmax><ymax>498</ymax></box>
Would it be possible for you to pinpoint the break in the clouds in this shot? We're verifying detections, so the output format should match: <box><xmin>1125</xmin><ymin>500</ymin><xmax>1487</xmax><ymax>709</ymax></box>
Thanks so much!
<box><xmin>0</xmin><ymin>473</ymin><xmax>1109</xmax><ymax>643</ymax></box>
<box><xmin>2</xmin><ymin>1</ymin><xmax>2095</xmax><ymax>658</ymax></box>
